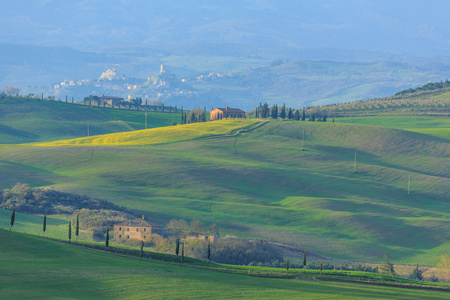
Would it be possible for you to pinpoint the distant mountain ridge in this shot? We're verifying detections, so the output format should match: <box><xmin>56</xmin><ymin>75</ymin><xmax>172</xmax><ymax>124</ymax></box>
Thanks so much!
<box><xmin>2</xmin><ymin>1</ymin><xmax>450</xmax><ymax>57</ymax></box>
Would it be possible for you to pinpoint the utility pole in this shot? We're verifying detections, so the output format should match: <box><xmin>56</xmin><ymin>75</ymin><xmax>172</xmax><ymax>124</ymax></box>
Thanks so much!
<box><xmin>87</xmin><ymin>121</ymin><xmax>90</xmax><ymax>137</ymax></box>
<box><xmin>353</xmin><ymin>152</ymin><xmax>357</xmax><ymax>173</ymax></box>
<box><xmin>145</xmin><ymin>112</ymin><xmax>148</xmax><ymax>129</ymax></box>
<box><xmin>301</xmin><ymin>130</ymin><xmax>305</xmax><ymax>151</ymax></box>
<box><xmin>408</xmin><ymin>175</ymin><xmax>411</xmax><ymax>195</ymax></box>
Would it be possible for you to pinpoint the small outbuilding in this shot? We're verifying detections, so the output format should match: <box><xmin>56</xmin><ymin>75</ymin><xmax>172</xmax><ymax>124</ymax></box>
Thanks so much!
<box><xmin>210</xmin><ymin>107</ymin><xmax>245</xmax><ymax>120</ymax></box>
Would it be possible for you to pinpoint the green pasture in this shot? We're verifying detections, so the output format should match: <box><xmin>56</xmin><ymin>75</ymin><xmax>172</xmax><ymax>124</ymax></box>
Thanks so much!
<box><xmin>0</xmin><ymin>97</ymin><xmax>181</xmax><ymax>144</ymax></box>
<box><xmin>0</xmin><ymin>209</ymin><xmax>90</xmax><ymax>241</ymax></box>
<box><xmin>0</xmin><ymin>119</ymin><xmax>448</xmax><ymax>265</ymax></box>
<box><xmin>335</xmin><ymin>116</ymin><xmax>450</xmax><ymax>139</ymax></box>
<box><xmin>0</xmin><ymin>229</ymin><xmax>448</xmax><ymax>299</ymax></box>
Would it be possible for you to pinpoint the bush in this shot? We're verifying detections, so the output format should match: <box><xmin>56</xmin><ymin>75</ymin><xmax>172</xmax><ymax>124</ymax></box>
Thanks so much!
<box><xmin>185</xmin><ymin>238</ymin><xmax>283</xmax><ymax>265</ymax></box>
<box><xmin>0</xmin><ymin>183</ymin><xmax>131</xmax><ymax>215</ymax></box>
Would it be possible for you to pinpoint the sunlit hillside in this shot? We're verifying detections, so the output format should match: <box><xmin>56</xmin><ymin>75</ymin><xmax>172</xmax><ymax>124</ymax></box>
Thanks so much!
<box><xmin>0</xmin><ymin>97</ymin><xmax>181</xmax><ymax>144</ymax></box>
<box><xmin>35</xmin><ymin>120</ymin><xmax>262</xmax><ymax>146</ymax></box>
<box><xmin>1</xmin><ymin>118</ymin><xmax>448</xmax><ymax>265</ymax></box>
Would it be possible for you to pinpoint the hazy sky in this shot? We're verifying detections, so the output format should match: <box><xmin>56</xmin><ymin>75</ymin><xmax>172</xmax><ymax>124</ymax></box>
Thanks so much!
<box><xmin>1</xmin><ymin>0</ymin><xmax>450</xmax><ymax>57</ymax></box>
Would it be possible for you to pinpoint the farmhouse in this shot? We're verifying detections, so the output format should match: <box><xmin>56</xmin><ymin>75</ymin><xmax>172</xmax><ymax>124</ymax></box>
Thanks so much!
<box><xmin>210</xmin><ymin>107</ymin><xmax>245</xmax><ymax>120</ymax></box>
<box><xmin>98</xmin><ymin>94</ymin><xmax>124</xmax><ymax>106</ymax></box>
<box><xmin>114</xmin><ymin>217</ymin><xmax>164</xmax><ymax>241</ymax></box>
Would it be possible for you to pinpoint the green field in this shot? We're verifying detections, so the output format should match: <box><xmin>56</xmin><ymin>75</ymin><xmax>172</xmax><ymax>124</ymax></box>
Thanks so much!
<box><xmin>0</xmin><ymin>97</ymin><xmax>181</xmax><ymax>144</ymax></box>
<box><xmin>0</xmin><ymin>117</ymin><xmax>448</xmax><ymax>266</ymax></box>
<box><xmin>0</xmin><ymin>229</ymin><xmax>447</xmax><ymax>299</ymax></box>
<box><xmin>0</xmin><ymin>209</ymin><xmax>93</xmax><ymax>241</ymax></box>
<box><xmin>336</xmin><ymin>116</ymin><xmax>450</xmax><ymax>139</ymax></box>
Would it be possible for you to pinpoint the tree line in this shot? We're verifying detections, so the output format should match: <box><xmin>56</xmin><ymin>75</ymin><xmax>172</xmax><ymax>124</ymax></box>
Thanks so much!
<box><xmin>255</xmin><ymin>102</ymin><xmax>328</xmax><ymax>122</ymax></box>
<box><xmin>180</xmin><ymin>107</ymin><xmax>206</xmax><ymax>124</ymax></box>
<box><xmin>395</xmin><ymin>80</ymin><xmax>450</xmax><ymax>96</ymax></box>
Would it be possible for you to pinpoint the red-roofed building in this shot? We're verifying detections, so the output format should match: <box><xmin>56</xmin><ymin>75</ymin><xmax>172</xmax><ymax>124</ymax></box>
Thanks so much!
<box><xmin>210</xmin><ymin>107</ymin><xmax>245</xmax><ymax>120</ymax></box>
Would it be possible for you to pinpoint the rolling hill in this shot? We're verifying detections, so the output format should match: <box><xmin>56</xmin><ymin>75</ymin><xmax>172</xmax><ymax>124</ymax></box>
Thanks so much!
<box><xmin>0</xmin><ymin>97</ymin><xmax>181</xmax><ymax>144</ymax></box>
<box><xmin>0</xmin><ymin>229</ymin><xmax>448</xmax><ymax>299</ymax></box>
<box><xmin>0</xmin><ymin>117</ymin><xmax>448</xmax><ymax>265</ymax></box>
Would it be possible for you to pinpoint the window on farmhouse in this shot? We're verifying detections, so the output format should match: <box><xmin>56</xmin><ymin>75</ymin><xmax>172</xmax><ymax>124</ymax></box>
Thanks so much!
<box><xmin>127</xmin><ymin>235</ymin><xmax>129</xmax><ymax>239</ymax></box>
<box><xmin>119</xmin><ymin>227</ymin><xmax>122</xmax><ymax>231</ymax></box>
<box><xmin>136</xmin><ymin>228</ymin><xmax>139</xmax><ymax>232</ymax></box>
<box><xmin>127</xmin><ymin>228</ymin><xmax>129</xmax><ymax>232</ymax></box>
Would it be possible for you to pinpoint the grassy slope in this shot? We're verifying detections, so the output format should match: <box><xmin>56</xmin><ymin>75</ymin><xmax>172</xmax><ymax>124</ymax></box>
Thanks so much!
<box><xmin>0</xmin><ymin>229</ymin><xmax>447</xmax><ymax>300</ymax></box>
<box><xmin>335</xmin><ymin>116</ymin><xmax>450</xmax><ymax>139</ymax></box>
<box><xmin>34</xmin><ymin>119</ymin><xmax>261</xmax><ymax>146</ymax></box>
<box><xmin>0</xmin><ymin>119</ymin><xmax>448</xmax><ymax>265</ymax></box>
<box><xmin>0</xmin><ymin>97</ymin><xmax>181</xmax><ymax>144</ymax></box>
<box><xmin>0</xmin><ymin>209</ymin><xmax>92</xmax><ymax>241</ymax></box>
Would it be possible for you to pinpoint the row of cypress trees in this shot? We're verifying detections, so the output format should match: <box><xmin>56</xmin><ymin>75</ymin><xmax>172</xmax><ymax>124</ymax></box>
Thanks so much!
<box><xmin>256</xmin><ymin>103</ymin><xmax>309</xmax><ymax>121</ymax></box>
<box><xmin>9</xmin><ymin>208</ymin><xmax>309</xmax><ymax>274</ymax></box>
<box><xmin>8</xmin><ymin>208</ymin><xmax>81</xmax><ymax>243</ymax></box>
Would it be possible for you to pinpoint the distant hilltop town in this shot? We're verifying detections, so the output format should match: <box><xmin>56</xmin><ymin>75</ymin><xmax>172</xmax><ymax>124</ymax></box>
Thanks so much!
<box><xmin>52</xmin><ymin>66</ymin><xmax>197</xmax><ymax>103</ymax></box>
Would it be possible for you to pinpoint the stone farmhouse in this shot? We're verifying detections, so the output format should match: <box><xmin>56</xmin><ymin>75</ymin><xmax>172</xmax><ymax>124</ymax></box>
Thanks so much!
<box><xmin>114</xmin><ymin>217</ymin><xmax>164</xmax><ymax>241</ymax></box>
<box><xmin>210</xmin><ymin>107</ymin><xmax>245</xmax><ymax>120</ymax></box>
<box><xmin>98</xmin><ymin>95</ymin><xmax>124</xmax><ymax>106</ymax></box>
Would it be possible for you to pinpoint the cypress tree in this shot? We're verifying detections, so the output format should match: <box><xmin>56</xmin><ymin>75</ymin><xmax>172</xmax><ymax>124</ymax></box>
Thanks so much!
<box><xmin>294</xmin><ymin>110</ymin><xmax>300</xmax><ymax>120</ymax></box>
<box><xmin>105</xmin><ymin>226</ymin><xmax>109</xmax><ymax>247</ymax></box>
<box><xmin>320</xmin><ymin>261</ymin><xmax>323</xmax><ymax>276</ymax></box>
<box><xmin>280</xmin><ymin>103</ymin><xmax>286</xmax><ymax>119</ymax></box>
<box><xmin>181</xmin><ymin>243</ymin><xmax>185</xmax><ymax>265</ymax></box>
<box><xmin>263</xmin><ymin>102</ymin><xmax>269</xmax><ymax>118</ymax></box>
<box><xmin>140</xmin><ymin>240</ymin><xmax>144</xmax><ymax>259</ymax></box>
<box><xmin>303</xmin><ymin>251</ymin><xmax>307</xmax><ymax>270</ymax></box>
<box><xmin>270</xmin><ymin>105</ymin><xmax>277</xmax><ymax>119</ymax></box>
<box><xmin>43</xmin><ymin>214</ymin><xmax>47</xmax><ymax>236</ymax></box>
<box><xmin>68</xmin><ymin>220</ymin><xmax>72</xmax><ymax>243</ymax></box>
<box><xmin>207</xmin><ymin>241</ymin><xmax>211</xmax><ymax>265</ymax></box>
<box><xmin>10</xmin><ymin>208</ymin><xmax>15</xmax><ymax>230</ymax></box>
<box><xmin>302</xmin><ymin>109</ymin><xmax>306</xmax><ymax>121</ymax></box>
<box><xmin>176</xmin><ymin>238</ymin><xmax>180</xmax><ymax>256</ymax></box>
<box><xmin>76</xmin><ymin>214</ymin><xmax>79</xmax><ymax>239</ymax></box>
<box><xmin>286</xmin><ymin>257</ymin><xmax>290</xmax><ymax>275</ymax></box>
